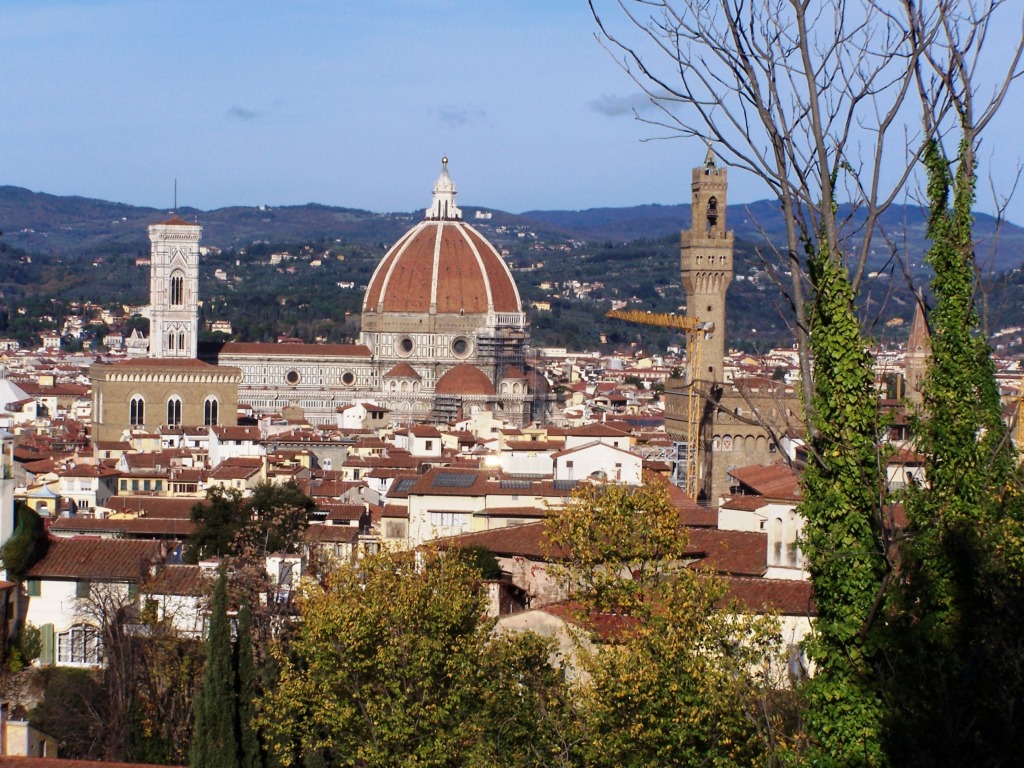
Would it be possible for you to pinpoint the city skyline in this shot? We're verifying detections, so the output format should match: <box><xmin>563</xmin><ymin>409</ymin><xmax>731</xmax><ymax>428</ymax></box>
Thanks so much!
<box><xmin>3</xmin><ymin>1</ymin><xmax>1023</xmax><ymax>224</ymax></box>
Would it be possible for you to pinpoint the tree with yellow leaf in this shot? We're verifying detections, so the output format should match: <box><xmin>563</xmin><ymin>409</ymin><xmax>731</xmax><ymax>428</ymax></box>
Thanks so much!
<box><xmin>546</xmin><ymin>475</ymin><xmax>796</xmax><ymax>767</ymax></box>
<box><xmin>259</xmin><ymin>549</ymin><xmax>574</xmax><ymax>767</ymax></box>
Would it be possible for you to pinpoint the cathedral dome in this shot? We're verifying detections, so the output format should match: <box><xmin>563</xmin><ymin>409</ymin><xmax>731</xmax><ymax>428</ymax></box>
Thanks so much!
<box><xmin>435</xmin><ymin>363</ymin><xmax>496</xmax><ymax>396</ymax></box>
<box><xmin>362</xmin><ymin>159</ymin><xmax>522</xmax><ymax>318</ymax></box>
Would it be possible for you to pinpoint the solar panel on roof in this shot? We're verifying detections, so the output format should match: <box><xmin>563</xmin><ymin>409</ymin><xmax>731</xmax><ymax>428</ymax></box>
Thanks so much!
<box><xmin>393</xmin><ymin>478</ymin><xmax>417</xmax><ymax>492</ymax></box>
<box><xmin>500</xmin><ymin>479</ymin><xmax>532</xmax><ymax>490</ymax></box>
<box><xmin>553</xmin><ymin>479</ymin><xmax>577</xmax><ymax>492</ymax></box>
<box><xmin>432</xmin><ymin>472</ymin><xmax>478</xmax><ymax>488</ymax></box>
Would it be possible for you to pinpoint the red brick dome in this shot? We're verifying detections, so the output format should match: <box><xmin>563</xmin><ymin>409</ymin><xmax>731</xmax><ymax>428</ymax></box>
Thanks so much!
<box><xmin>435</xmin><ymin>364</ymin><xmax>495</xmax><ymax>396</ymax></box>
<box><xmin>362</xmin><ymin>159</ymin><xmax>521</xmax><ymax>317</ymax></box>
<box><xmin>363</xmin><ymin>220</ymin><xmax>521</xmax><ymax>316</ymax></box>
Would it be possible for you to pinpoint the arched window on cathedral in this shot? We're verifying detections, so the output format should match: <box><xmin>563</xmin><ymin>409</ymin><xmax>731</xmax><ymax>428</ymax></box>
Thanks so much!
<box><xmin>178</xmin><ymin>332</ymin><xmax>186</xmax><ymax>351</ymax></box>
<box><xmin>130</xmin><ymin>395</ymin><xmax>145</xmax><ymax>426</ymax></box>
<box><xmin>170</xmin><ymin>272</ymin><xmax>185</xmax><ymax>305</ymax></box>
<box><xmin>167</xmin><ymin>396</ymin><xmax>182</xmax><ymax>426</ymax></box>
<box><xmin>204</xmin><ymin>397</ymin><xmax>219</xmax><ymax>426</ymax></box>
<box><xmin>168</xmin><ymin>332</ymin><xmax>175</xmax><ymax>351</ymax></box>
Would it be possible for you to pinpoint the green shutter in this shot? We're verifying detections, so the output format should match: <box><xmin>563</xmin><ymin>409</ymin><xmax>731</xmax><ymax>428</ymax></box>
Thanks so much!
<box><xmin>39</xmin><ymin>623</ymin><xmax>54</xmax><ymax>666</ymax></box>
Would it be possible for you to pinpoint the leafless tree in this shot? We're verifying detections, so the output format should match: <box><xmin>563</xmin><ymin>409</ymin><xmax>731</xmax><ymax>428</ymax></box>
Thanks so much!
<box><xmin>73</xmin><ymin>580</ymin><xmax>202</xmax><ymax>764</ymax></box>
<box><xmin>903</xmin><ymin>0</ymin><xmax>1024</xmax><ymax>336</ymax></box>
<box><xmin>588</xmin><ymin>0</ymin><xmax>1021</xmax><ymax>422</ymax></box>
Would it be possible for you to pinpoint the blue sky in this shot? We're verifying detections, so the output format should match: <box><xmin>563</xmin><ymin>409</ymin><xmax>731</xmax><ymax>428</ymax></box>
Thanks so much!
<box><xmin>3</xmin><ymin>1</ymin><xmax>1022</xmax><ymax>223</ymax></box>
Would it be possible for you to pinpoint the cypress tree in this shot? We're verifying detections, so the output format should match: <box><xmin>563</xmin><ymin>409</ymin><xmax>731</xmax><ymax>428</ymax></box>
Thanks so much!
<box><xmin>236</xmin><ymin>602</ymin><xmax>261</xmax><ymax>768</ymax></box>
<box><xmin>192</xmin><ymin>567</ymin><xmax>239</xmax><ymax>768</ymax></box>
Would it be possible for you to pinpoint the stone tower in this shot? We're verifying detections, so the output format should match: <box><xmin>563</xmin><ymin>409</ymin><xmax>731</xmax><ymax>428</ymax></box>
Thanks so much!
<box><xmin>667</xmin><ymin>147</ymin><xmax>803</xmax><ymax>503</ymax></box>
<box><xmin>904</xmin><ymin>297</ymin><xmax>931</xmax><ymax>407</ymax></box>
<box><xmin>148</xmin><ymin>217</ymin><xmax>201</xmax><ymax>359</ymax></box>
<box><xmin>681</xmin><ymin>144</ymin><xmax>733</xmax><ymax>384</ymax></box>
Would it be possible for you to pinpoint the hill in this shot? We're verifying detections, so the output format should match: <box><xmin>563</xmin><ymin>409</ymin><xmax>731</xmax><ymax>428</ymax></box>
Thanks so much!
<box><xmin>522</xmin><ymin>199</ymin><xmax>1024</xmax><ymax>276</ymax></box>
<box><xmin>3</xmin><ymin>186</ymin><xmax>1024</xmax><ymax>355</ymax></box>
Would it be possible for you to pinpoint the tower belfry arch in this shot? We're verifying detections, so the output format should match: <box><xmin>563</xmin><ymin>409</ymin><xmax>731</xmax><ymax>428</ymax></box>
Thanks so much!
<box><xmin>148</xmin><ymin>217</ymin><xmax>201</xmax><ymax>359</ymax></box>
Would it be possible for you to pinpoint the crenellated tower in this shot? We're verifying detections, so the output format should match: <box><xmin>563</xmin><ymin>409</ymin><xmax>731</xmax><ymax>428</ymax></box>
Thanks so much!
<box><xmin>680</xmin><ymin>145</ymin><xmax>733</xmax><ymax>384</ymax></box>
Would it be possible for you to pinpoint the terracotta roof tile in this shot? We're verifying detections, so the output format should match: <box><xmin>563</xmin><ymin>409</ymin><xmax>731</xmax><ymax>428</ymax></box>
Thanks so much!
<box><xmin>143</xmin><ymin>564</ymin><xmax>208</xmax><ymax>597</ymax></box>
<box><xmin>384</xmin><ymin>362</ymin><xmax>421</xmax><ymax>379</ymax></box>
<box><xmin>363</xmin><ymin>220</ymin><xmax>521</xmax><ymax>315</ymax></box>
<box><xmin>25</xmin><ymin>538</ymin><xmax>168</xmax><ymax>582</ymax></box>
<box><xmin>105</xmin><ymin>496</ymin><xmax>206</xmax><ymax>520</ymax></box>
<box><xmin>727</xmin><ymin>462</ymin><xmax>802</xmax><ymax>500</ymax></box>
<box><xmin>304</xmin><ymin>524</ymin><xmax>360</xmax><ymax>544</ymax></box>
<box><xmin>435</xmin><ymin>364</ymin><xmax>495</xmax><ymax>396</ymax></box>
<box><xmin>50</xmin><ymin>517</ymin><xmax>196</xmax><ymax>537</ymax></box>
<box><xmin>721</xmin><ymin>575</ymin><xmax>815</xmax><ymax>616</ymax></box>
<box><xmin>686</xmin><ymin>528</ymin><xmax>767</xmax><ymax>577</ymax></box>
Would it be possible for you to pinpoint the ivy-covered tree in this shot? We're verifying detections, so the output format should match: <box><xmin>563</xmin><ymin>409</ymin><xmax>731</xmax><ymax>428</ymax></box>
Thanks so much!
<box><xmin>888</xmin><ymin>136</ymin><xmax>1024</xmax><ymax>768</ymax></box>
<box><xmin>799</xmin><ymin>237</ymin><xmax>891</xmax><ymax>765</ymax></box>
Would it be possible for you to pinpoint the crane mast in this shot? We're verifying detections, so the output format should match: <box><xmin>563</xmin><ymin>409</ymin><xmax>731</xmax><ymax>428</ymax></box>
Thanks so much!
<box><xmin>605</xmin><ymin>308</ymin><xmax>712</xmax><ymax>499</ymax></box>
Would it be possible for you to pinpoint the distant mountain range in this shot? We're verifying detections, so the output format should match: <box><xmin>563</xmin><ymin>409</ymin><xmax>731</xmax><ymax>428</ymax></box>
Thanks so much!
<box><xmin>3</xmin><ymin>185</ymin><xmax>1024</xmax><ymax>355</ymax></box>
<box><xmin>3</xmin><ymin>185</ymin><xmax>1023</xmax><ymax>276</ymax></box>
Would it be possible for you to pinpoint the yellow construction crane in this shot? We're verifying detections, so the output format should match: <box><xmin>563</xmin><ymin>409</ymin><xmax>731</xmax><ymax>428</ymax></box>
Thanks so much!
<box><xmin>605</xmin><ymin>308</ymin><xmax>713</xmax><ymax>498</ymax></box>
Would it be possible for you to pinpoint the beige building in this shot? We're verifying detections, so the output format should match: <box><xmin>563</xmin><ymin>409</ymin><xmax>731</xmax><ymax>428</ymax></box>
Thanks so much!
<box><xmin>91</xmin><ymin>357</ymin><xmax>241</xmax><ymax>444</ymax></box>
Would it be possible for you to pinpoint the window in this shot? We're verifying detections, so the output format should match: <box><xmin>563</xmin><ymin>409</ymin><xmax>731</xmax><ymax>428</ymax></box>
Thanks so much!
<box><xmin>167</xmin><ymin>332</ymin><xmax>175</xmax><ymax>351</ymax></box>
<box><xmin>204</xmin><ymin>397</ymin><xmax>219</xmax><ymax>426</ymax></box>
<box><xmin>429</xmin><ymin>512</ymin><xmax>465</xmax><ymax>528</ymax></box>
<box><xmin>57</xmin><ymin>624</ymin><xmax>101</xmax><ymax>665</ymax></box>
<box><xmin>129</xmin><ymin>395</ymin><xmax>145</xmax><ymax>426</ymax></box>
<box><xmin>178</xmin><ymin>332</ymin><xmax>186</xmax><ymax>350</ymax></box>
<box><xmin>26</xmin><ymin>579</ymin><xmax>41</xmax><ymax>597</ymax></box>
<box><xmin>170</xmin><ymin>273</ymin><xmax>184</xmax><ymax>305</ymax></box>
<box><xmin>75</xmin><ymin>580</ymin><xmax>91</xmax><ymax>599</ymax></box>
<box><xmin>424</xmin><ymin>440</ymin><xmax>434</xmax><ymax>451</ymax></box>
<box><xmin>167</xmin><ymin>396</ymin><xmax>182</xmax><ymax>426</ymax></box>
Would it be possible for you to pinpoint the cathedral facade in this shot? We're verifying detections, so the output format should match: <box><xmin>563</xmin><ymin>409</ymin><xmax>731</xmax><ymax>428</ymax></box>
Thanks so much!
<box><xmin>92</xmin><ymin>160</ymin><xmax>536</xmax><ymax>443</ymax></box>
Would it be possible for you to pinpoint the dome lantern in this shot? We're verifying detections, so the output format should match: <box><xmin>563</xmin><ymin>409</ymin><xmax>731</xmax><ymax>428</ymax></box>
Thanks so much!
<box><xmin>426</xmin><ymin>156</ymin><xmax>462</xmax><ymax>221</ymax></box>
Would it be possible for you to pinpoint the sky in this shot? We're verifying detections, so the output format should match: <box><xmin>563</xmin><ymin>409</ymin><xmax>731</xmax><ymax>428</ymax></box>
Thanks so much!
<box><xmin>3</xmin><ymin>1</ymin><xmax>1023</xmax><ymax>223</ymax></box>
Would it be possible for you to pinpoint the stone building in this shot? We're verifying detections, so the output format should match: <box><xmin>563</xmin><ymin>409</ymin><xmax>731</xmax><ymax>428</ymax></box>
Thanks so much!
<box><xmin>201</xmin><ymin>159</ymin><xmax>538</xmax><ymax>426</ymax></box>
<box><xmin>92</xmin><ymin>159</ymin><xmax>537</xmax><ymax>443</ymax></box>
<box><xmin>90</xmin><ymin>219</ymin><xmax>242</xmax><ymax>444</ymax></box>
<box><xmin>666</xmin><ymin>148</ymin><xmax>802</xmax><ymax>502</ymax></box>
